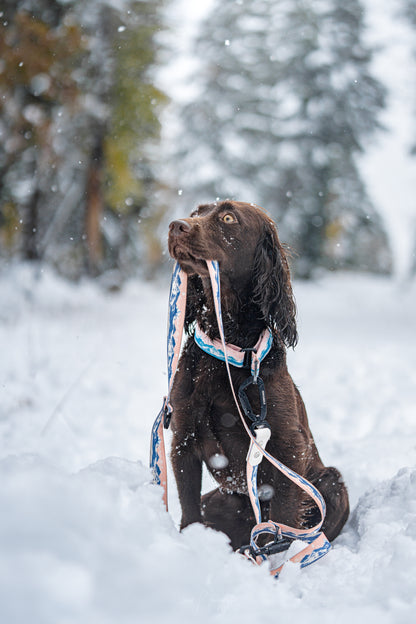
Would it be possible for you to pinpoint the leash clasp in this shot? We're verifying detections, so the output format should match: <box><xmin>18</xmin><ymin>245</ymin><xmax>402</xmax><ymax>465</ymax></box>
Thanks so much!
<box><xmin>240</xmin><ymin>347</ymin><xmax>260</xmax><ymax>381</ymax></box>
<box><xmin>239</xmin><ymin>375</ymin><xmax>270</xmax><ymax>466</ymax></box>
<box><xmin>238</xmin><ymin>375</ymin><xmax>268</xmax><ymax>427</ymax></box>
<box><xmin>241</xmin><ymin>346</ymin><xmax>256</xmax><ymax>369</ymax></box>
<box><xmin>239</xmin><ymin>525</ymin><xmax>293</xmax><ymax>560</ymax></box>
<box><xmin>162</xmin><ymin>396</ymin><xmax>173</xmax><ymax>429</ymax></box>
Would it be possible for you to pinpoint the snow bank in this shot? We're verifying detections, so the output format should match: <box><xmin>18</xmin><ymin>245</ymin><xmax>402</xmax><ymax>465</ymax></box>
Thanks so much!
<box><xmin>0</xmin><ymin>263</ymin><xmax>415</xmax><ymax>623</ymax></box>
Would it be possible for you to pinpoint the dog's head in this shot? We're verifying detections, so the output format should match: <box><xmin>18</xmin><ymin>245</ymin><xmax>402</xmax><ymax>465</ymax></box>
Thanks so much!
<box><xmin>168</xmin><ymin>200</ymin><xmax>297</xmax><ymax>347</ymax></box>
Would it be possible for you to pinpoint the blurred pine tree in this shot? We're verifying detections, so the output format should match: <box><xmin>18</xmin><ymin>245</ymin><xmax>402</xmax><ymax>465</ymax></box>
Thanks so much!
<box><xmin>0</xmin><ymin>0</ymin><xmax>168</xmax><ymax>280</ymax></box>
<box><xmin>173</xmin><ymin>0</ymin><xmax>391</xmax><ymax>277</ymax></box>
<box><xmin>402</xmin><ymin>0</ymin><xmax>416</xmax><ymax>279</ymax></box>
<box><xmin>0</xmin><ymin>1</ymin><xmax>83</xmax><ymax>261</ymax></box>
<box><xmin>403</xmin><ymin>0</ymin><xmax>416</xmax><ymax>155</ymax></box>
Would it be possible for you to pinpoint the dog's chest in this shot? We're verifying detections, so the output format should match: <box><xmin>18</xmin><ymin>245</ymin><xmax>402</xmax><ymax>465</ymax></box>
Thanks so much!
<box><xmin>189</xmin><ymin>348</ymin><xmax>264</xmax><ymax>493</ymax></box>
<box><xmin>194</xmin><ymin>398</ymin><xmax>249</xmax><ymax>494</ymax></box>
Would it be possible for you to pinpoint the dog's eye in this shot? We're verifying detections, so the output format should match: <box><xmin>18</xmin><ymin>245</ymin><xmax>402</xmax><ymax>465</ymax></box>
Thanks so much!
<box><xmin>221</xmin><ymin>213</ymin><xmax>236</xmax><ymax>224</ymax></box>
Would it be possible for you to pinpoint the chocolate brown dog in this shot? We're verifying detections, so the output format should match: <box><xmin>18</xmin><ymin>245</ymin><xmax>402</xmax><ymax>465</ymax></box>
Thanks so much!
<box><xmin>168</xmin><ymin>200</ymin><xmax>349</xmax><ymax>549</ymax></box>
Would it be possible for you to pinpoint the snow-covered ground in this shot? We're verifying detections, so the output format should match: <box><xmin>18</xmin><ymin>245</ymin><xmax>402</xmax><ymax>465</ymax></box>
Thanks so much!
<box><xmin>1</xmin><ymin>263</ymin><xmax>415</xmax><ymax>623</ymax></box>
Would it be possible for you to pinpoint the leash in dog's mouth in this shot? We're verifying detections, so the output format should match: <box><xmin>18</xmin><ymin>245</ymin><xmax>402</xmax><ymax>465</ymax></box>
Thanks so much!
<box><xmin>150</xmin><ymin>259</ymin><xmax>331</xmax><ymax>578</ymax></box>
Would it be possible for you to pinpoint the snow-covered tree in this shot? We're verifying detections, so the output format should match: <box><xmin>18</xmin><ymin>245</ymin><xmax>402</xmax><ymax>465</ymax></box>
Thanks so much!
<box><xmin>400</xmin><ymin>0</ymin><xmax>416</xmax><ymax>280</ymax></box>
<box><xmin>175</xmin><ymin>0</ymin><xmax>391</xmax><ymax>276</ymax></box>
<box><xmin>0</xmin><ymin>0</ymin><xmax>167</xmax><ymax>279</ymax></box>
<box><xmin>0</xmin><ymin>0</ymin><xmax>82</xmax><ymax>261</ymax></box>
<box><xmin>403</xmin><ymin>0</ymin><xmax>416</xmax><ymax>155</ymax></box>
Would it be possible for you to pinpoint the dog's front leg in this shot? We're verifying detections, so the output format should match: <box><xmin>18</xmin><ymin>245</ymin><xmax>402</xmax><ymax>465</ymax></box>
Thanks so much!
<box><xmin>171</xmin><ymin>433</ymin><xmax>203</xmax><ymax>530</ymax></box>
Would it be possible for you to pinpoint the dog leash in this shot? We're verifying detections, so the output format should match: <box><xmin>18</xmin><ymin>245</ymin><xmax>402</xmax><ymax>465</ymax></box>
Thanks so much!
<box><xmin>150</xmin><ymin>262</ymin><xmax>187</xmax><ymax>509</ymax></box>
<box><xmin>205</xmin><ymin>261</ymin><xmax>330</xmax><ymax>575</ymax></box>
<box><xmin>150</xmin><ymin>260</ymin><xmax>330</xmax><ymax>576</ymax></box>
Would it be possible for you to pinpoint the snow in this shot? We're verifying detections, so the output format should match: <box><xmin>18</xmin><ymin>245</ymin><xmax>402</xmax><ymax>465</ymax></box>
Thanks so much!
<box><xmin>1</xmin><ymin>263</ymin><xmax>415</xmax><ymax>623</ymax></box>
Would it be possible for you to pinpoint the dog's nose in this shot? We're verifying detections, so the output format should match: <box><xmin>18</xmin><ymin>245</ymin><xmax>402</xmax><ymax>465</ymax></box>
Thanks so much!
<box><xmin>169</xmin><ymin>219</ymin><xmax>192</xmax><ymax>234</ymax></box>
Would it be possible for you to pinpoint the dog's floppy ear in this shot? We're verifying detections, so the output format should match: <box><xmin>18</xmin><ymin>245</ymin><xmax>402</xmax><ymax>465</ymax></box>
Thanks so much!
<box><xmin>184</xmin><ymin>274</ymin><xmax>206</xmax><ymax>334</ymax></box>
<box><xmin>252</xmin><ymin>219</ymin><xmax>298</xmax><ymax>348</ymax></box>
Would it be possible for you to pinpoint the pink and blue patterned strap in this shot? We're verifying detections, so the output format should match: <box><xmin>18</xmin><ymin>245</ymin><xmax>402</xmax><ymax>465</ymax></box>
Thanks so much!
<box><xmin>246</xmin><ymin>521</ymin><xmax>331</xmax><ymax>576</ymax></box>
<box><xmin>206</xmin><ymin>260</ymin><xmax>331</xmax><ymax>572</ymax></box>
<box><xmin>194</xmin><ymin>322</ymin><xmax>273</xmax><ymax>377</ymax></box>
<box><xmin>206</xmin><ymin>260</ymin><xmax>326</xmax><ymax>528</ymax></box>
<box><xmin>166</xmin><ymin>263</ymin><xmax>188</xmax><ymax>390</ymax></box>
<box><xmin>150</xmin><ymin>262</ymin><xmax>188</xmax><ymax>509</ymax></box>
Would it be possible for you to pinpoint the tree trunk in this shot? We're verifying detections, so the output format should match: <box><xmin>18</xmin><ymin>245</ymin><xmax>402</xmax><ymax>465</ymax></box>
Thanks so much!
<box><xmin>23</xmin><ymin>187</ymin><xmax>41</xmax><ymax>261</ymax></box>
<box><xmin>85</xmin><ymin>137</ymin><xmax>104</xmax><ymax>276</ymax></box>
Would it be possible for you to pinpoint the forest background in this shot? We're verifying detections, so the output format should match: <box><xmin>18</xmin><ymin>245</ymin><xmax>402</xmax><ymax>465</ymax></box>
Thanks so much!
<box><xmin>0</xmin><ymin>0</ymin><xmax>415</xmax><ymax>283</ymax></box>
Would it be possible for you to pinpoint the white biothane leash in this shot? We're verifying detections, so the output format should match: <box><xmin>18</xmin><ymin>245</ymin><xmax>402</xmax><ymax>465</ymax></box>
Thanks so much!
<box><xmin>150</xmin><ymin>260</ymin><xmax>330</xmax><ymax>577</ymax></box>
